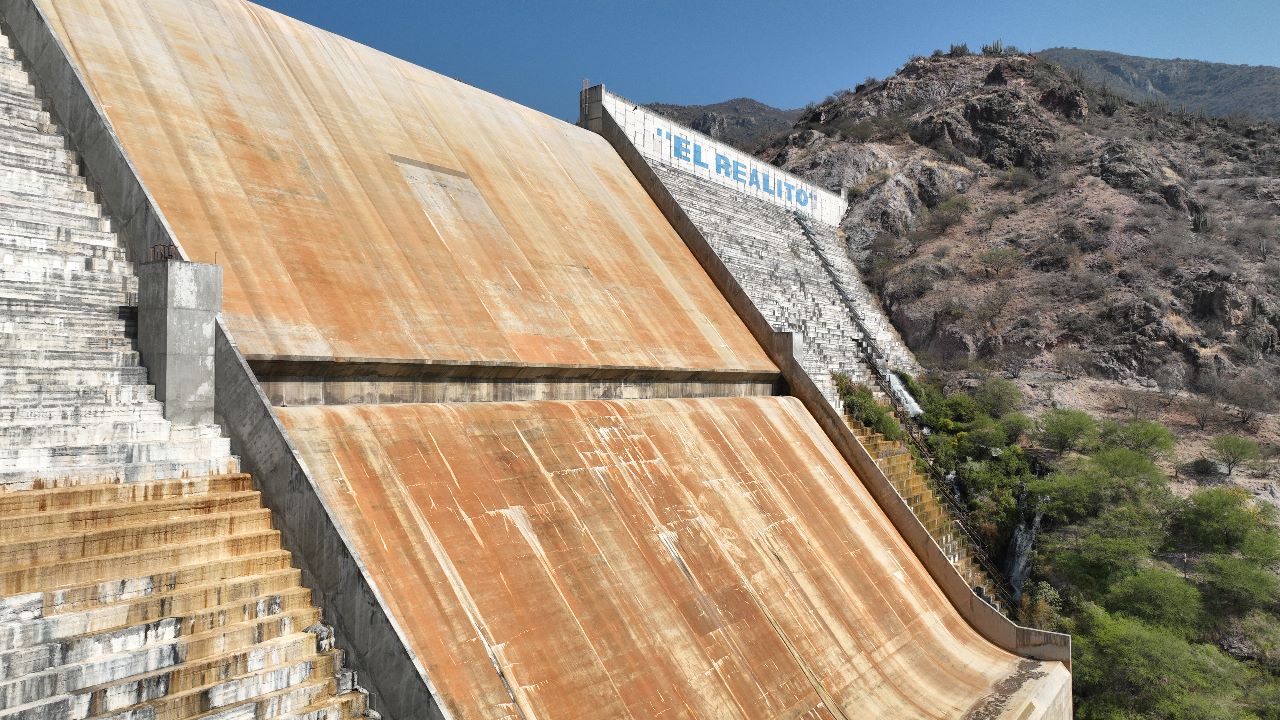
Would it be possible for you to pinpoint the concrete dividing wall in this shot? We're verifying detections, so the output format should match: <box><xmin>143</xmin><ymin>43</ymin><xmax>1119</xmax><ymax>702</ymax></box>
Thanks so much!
<box><xmin>584</xmin><ymin>84</ymin><xmax>1072</xmax><ymax>669</ymax></box>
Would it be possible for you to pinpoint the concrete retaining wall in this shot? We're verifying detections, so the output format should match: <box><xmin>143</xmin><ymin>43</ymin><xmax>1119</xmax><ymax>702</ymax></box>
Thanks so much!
<box><xmin>584</xmin><ymin>84</ymin><xmax>1072</xmax><ymax>667</ymax></box>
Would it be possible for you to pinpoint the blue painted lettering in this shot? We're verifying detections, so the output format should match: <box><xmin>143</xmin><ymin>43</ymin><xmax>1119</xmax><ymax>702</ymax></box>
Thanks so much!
<box><xmin>692</xmin><ymin>144</ymin><xmax>709</xmax><ymax>169</ymax></box>
<box><xmin>783</xmin><ymin>182</ymin><xmax>795</xmax><ymax>201</ymax></box>
<box><xmin>673</xmin><ymin>135</ymin><xmax>691</xmax><ymax>162</ymax></box>
<box><xmin>796</xmin><ymin>189</ymin><xmax>809</xmax><ymax>206</ymax></box>
<box><xmin>762</xmin><ymin>173</ymin><xmax>773</xmax><ymax>194</ymax></box>
<box><xmin>715</xmin><ymin>153</ymin><xmax>732</xmax><ymax>176</ymax></box>
<box><xmin>733</xmin><ymin>161</ymin><xmax>747</xmax><ymax>183</ymax></box>
<box><xmin>748</xmin><ymin>168</ymin><xmax>760</xmax><ymax>189</ymax></box>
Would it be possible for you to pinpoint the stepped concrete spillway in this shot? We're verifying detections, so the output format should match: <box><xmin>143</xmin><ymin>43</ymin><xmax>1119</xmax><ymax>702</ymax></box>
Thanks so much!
<box><xmin>0</xmin><ymin>17</ymin><xmax>368</xmax><ymax>719</ymax></box>
<box><xmin>582</xmin><ymin>88</ymin><xmax>921</xmax><ymax>412</ymax></box>
<box><xmin>1</xmin><ymin>0</ymin><xmax>1072</xmax><ymax>718</ymax></box>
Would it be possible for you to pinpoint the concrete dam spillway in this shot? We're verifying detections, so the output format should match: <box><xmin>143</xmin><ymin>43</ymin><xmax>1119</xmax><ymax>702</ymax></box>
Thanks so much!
<box><xmin>0</xmin><ymin>0</ymin><xmax>1071</xmax><ymax>718</ymax></box>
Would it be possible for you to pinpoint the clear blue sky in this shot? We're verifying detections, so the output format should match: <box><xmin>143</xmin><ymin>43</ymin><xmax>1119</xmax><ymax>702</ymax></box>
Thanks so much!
<box><xmin>253</xmin><ymin>0</ymin><xmax>1280</xmax><ymax>121</ymax></box>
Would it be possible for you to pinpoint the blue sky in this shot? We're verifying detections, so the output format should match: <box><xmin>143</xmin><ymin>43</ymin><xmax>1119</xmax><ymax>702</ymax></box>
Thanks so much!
<box><xmin>254</xmin><ymin>0</ymin><xmax>1280</xmax><ymax>121</ymax></box>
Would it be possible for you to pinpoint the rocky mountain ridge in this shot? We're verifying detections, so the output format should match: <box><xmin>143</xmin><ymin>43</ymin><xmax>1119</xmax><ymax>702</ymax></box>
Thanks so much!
<box><xmin>757</xmin><ymin>49</ymin><xmax>1278</xmax><ymax>414</ymax></box>
<box><xmin>644</xmin><ymin>97</ymin><xmax>800</xmax><ymax>152</ymax></box>
<box><xmin>1039</xmin><ymin>47</ymin><xmax>1280</xmax><ymax>122</ymax></box>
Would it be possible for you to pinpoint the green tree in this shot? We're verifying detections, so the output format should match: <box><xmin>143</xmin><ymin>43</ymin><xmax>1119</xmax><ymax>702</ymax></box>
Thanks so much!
<box><xmin>1099</xmin><ymin>419</ymin><xmax>1175</xmax><ymax>459</ymax></box>
<box><xmin>1175</xmin><ymin>488</ymin><xmax>1259</xmax><ymax>552</ymax></box>
<box><xmin>974</xmin><ymin>377</ymin><xmax>1022</xmax><ymax>418</ymax></box>
<box><xmin>1037</xmin><ymin>408</ymin><xmax>1098</xmax><ymax>453</ymax></box>
<box><xmin>1105</xmin><ymin>568</ymin><xmax>1203</xmax><ymax>638</ymax></box>
<box><xmin>1073</xmin><ymin>604</ymin><xmax>1251</xmax><ymax>720</ymax></box>
<box><xmin>1200</xmin><ymin>554</ymin><xmax>1280</xmax><ymax>615</ymax></box>
<box><xmin>1210</xmin><ymin>435</ymin><xmax>1260</xmax><ymax>476</ymax></box>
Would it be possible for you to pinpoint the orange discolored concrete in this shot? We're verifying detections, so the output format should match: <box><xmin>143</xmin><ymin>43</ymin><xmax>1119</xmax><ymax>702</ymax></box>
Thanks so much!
<box><xmin>279</xmin><ymin>397</ymin><xmax>1069</xmax><ymax>719</ymax></box>
<box><xmin>34</xmin><ymin>0</ymin><xmax>774</xmax><ymax>374</ymax></box>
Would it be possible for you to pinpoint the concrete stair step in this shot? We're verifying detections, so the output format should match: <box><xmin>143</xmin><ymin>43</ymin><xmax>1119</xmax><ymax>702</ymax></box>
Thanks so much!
<box><xmin>2</xmin><ymin>630</ymin><xmax>322</xmax><ymax>716</ymax></box>
<box><xmin>0</xmin><ymin>404</ymin><xmax>163</xmax><ymax>428</ymax></box>
<box><xmin>0</xmin><ymin>435</ymin><xmax>232</xmax><ymax>474</ymax></box>
<box><xmin>0</xmin><ymin>365</ymin><xmax>148</xmax><ymax>387</ymax></box>
<box><xmin>0</xmin><ymin>185</ymin><xmax>100</xmax><ymax>220</ymax></box>
<box><xmin>0</xmin><ymin>120</ymin><xmax>71</xmax><ymax>150</ymax></box>
<box><xmin>0</xmin><ymin>456</ymin><xmax>240</xmax><ymax>493</ymax></box>
<box><xmin>189</xmin><ymin>678</ymin><xmax>350</xmax><ymax>720</ymax></box>
<box><xmin>0</xmin><ymin>200</ymin><xmax>107</xmax><ymax>232</ymax></box>
<box><xmin>0</xmin><ymin>219</ymin><xmax>118</xmax><ymax>250</ymax></box>
<box><xmin>0</xmin><ymin>96</ymin><xmax>50</xmax><ymax>124</ymax></box>
<box><xmin>0</xmin><ymin>384</ymin><xmax>154</xmax><ymax>409</ymax></box>
<box><xmin>0</xmin><ymin>244</ymin><xmax>129</xmax><ymax>274</ymax></box>
<box><xmin>0</xmin><ymin>296</ymin><xmax>133</xmax><ymax>320</ymax></box>
<box><xmin>0</xmin><ymin>332</ymin><xmax>136</xmax><ymax>352</ymax></box>
<box><xmin>0</xmin><ymin>509</ymin><xmax>273</xmax><ymax>571</ymax></box>
<box><xmin>0</xmin><ymin>279</ymin><xmax>133</xmax><ymax>306</ymax></box>
<box><xmin>6</xmin><ymin>568</ymin><xmax>308</xmax><ymax>656</ymax></box>
<box><xmin>0</xmin><ymin>146</ymin><xmax>76</xmax><ymax>180</ymax></box>
<box><xmin>0</xmin><ymin>526</ymin><xmax>275</xmax><ymax>596</ymax></box>
<box><xmin>1</xmin><ymin>419</ymin><xmax>173</xmax><ymax>450</ymax></box>
<box><xmin>278</xmin><ymin>689</ymin><xmax>369</xmax><ymax>720</ymax></box>
<box><xmin>34</xmin><ymin>552</ymin><xmax>295</xmax><ymax>625</ymax></box>
<box><xmin>1</xmin><ymin>492</ymin><xmax>264</xmax><ymax>541</ymax></box>
<box><xmin>0</xmin><ymin>474</ymin><xmax>252</xmax><ymax>516</ymax></box>
<box><xmin>0</xmin><ymin>164</ymin><xmax>89</xmax><ymax>199</ymax></box>
<box><xmin>78</xmin><ymin>633</ymin><xmax>330</xmax><ymax>719</ymax></box>
<box><xmin>0</xmin><ymin>137</ymin><xmax>73</xmax><ymax>167</ymax></box>
<box><xmin>0</xmin><ymin>267</ymin><xmax>135</xmax><ymax>296</ymax></box>
<box><xmin>0</xmin><ymin>347</ymin><xmax>141</xmax><ymax>367</ymax></box>
<box><xmin>0</xmin><ymin>312</ymin><xmax>132</xmax><ymax>335</ymax></box>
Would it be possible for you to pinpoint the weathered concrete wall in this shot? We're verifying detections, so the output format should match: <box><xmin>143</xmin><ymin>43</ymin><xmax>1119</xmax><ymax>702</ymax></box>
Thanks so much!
<box><xmin>22</xmin><ymin>0</ymin><xmax>774</xmax><ymax>374</ymax></box>
<box><xmin>279</xmin><ymin>396</ymin><xmax>1071</xmax><ymax>720</ymax></box>
<box><xmin>584</xmin><ymin>83</ymin><xmax>1072</xmax><ymax>669</ymax></box>
<box><xmin>137</xmin><ymin>259</ymin><xmax>220</xmax><ymax>425</ymax></box>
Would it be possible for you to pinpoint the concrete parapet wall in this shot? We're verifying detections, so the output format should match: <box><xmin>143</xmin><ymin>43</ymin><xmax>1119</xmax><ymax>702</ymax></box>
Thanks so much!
<box><xmin>587</xmin><ymin>86</ymin><xmax>1072</xmax><ymax>669</ymax></box>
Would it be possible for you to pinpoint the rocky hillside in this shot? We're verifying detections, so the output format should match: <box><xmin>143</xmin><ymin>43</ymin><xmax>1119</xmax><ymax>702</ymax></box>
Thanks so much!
<box><xmin>645</xmin><ymin>97</ymin><xmax>800</xmax><ymax>152</ymax></box>
<box><xmin>760</xmin><ymin>47</ymin><xmax>1279</xmax><ymax>436</ymax></box>
<box><xmin>1040</xmin><ymin>48</ymin><xmax>1280</xmax><ymax>121</ymax></box>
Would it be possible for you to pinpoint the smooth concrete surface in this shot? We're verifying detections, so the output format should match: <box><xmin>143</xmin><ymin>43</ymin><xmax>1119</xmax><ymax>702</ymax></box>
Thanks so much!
<box><xmin>278</xmin><ymin>397</ymin><xmax>1069</xmax><ymax>720</ymax></box>
<box><xmin>586</xmin><ymin>85</ymin><xmax>1073</xmax><ymax>669</ymax></box>
<box><xmin>21</xmin><ymin>0</ymin><xmax>774</xmax><ymax>374</ymax></box>
<box><xmin>137</xmin><ymin>259</ymin><xmax>220</xmax><ymax>426</ymax></box>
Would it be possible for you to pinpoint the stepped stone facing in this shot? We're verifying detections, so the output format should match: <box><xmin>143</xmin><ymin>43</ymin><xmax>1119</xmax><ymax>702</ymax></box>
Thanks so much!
<box><xmin>584</xmin><ymin>86</ymin><xmax>921</xmax><ymax>411</ymax></box>
<box><xmin>0</xmin><ymin>21</ymin><xmax>369</xmax><ymax>720</ymax></box>
<box><xmin>3</xmin><ymin>0</ymin><xmax>1071</xmax><ymax>717</ymax></box>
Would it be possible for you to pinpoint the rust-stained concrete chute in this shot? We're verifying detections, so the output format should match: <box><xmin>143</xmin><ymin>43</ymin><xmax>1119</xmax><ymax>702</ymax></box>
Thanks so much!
<box><xmin>0</xmin><ymin>0</ymin><xmax>1072</xmax><ymax>717</ymax></box>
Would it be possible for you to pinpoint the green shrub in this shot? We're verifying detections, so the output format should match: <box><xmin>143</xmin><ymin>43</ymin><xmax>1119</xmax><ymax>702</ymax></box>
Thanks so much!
<box><xmin>1074</xmin><ymin>603</ymin><xmax>1252</xmax><ymax>720</ymax></box>
<box><xmin>1105</xmin><ymin>569</ymin><xmax>1204</xmax><ymax>638</ymax></box>
<box><xmin>833</xmin><ymin>374</ymin><xmax>903</xmax><ymax>441</ymax></box>
<box><xmin>1099</xmin><ymin>419</ymin><xmax>1175</xmax><ymax>459</ymax></box>
<box><xmin>1175</xmin><ymin>487</ymin><xmax>1272</xmax><ymax>553</ymax></box>
<box><xmin>1037</xmin><ymin>408</ymin><xmax>1098</xmax><ymax>453</ymax></box>
<box><xmin>948</xmin><ymin>42</ymin><xmax>971</xmax><ymax>57</ymax></box>
<box><xmin>1199</xmin><ymin>554</ymin><xmax>1280</xmax><ymax>615</ymax></box>
<box><xmin>1209</xmin><ymin>435</ymin><xmax>1260</xmax><ymax>476</ymax></box>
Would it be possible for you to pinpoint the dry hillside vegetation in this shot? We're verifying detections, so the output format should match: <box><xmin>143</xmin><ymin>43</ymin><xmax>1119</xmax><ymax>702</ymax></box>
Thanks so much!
<box><xmin>760</xmin><ymin>45</ymin><xmax>1279</xmax><ymax>467</ymax></box>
